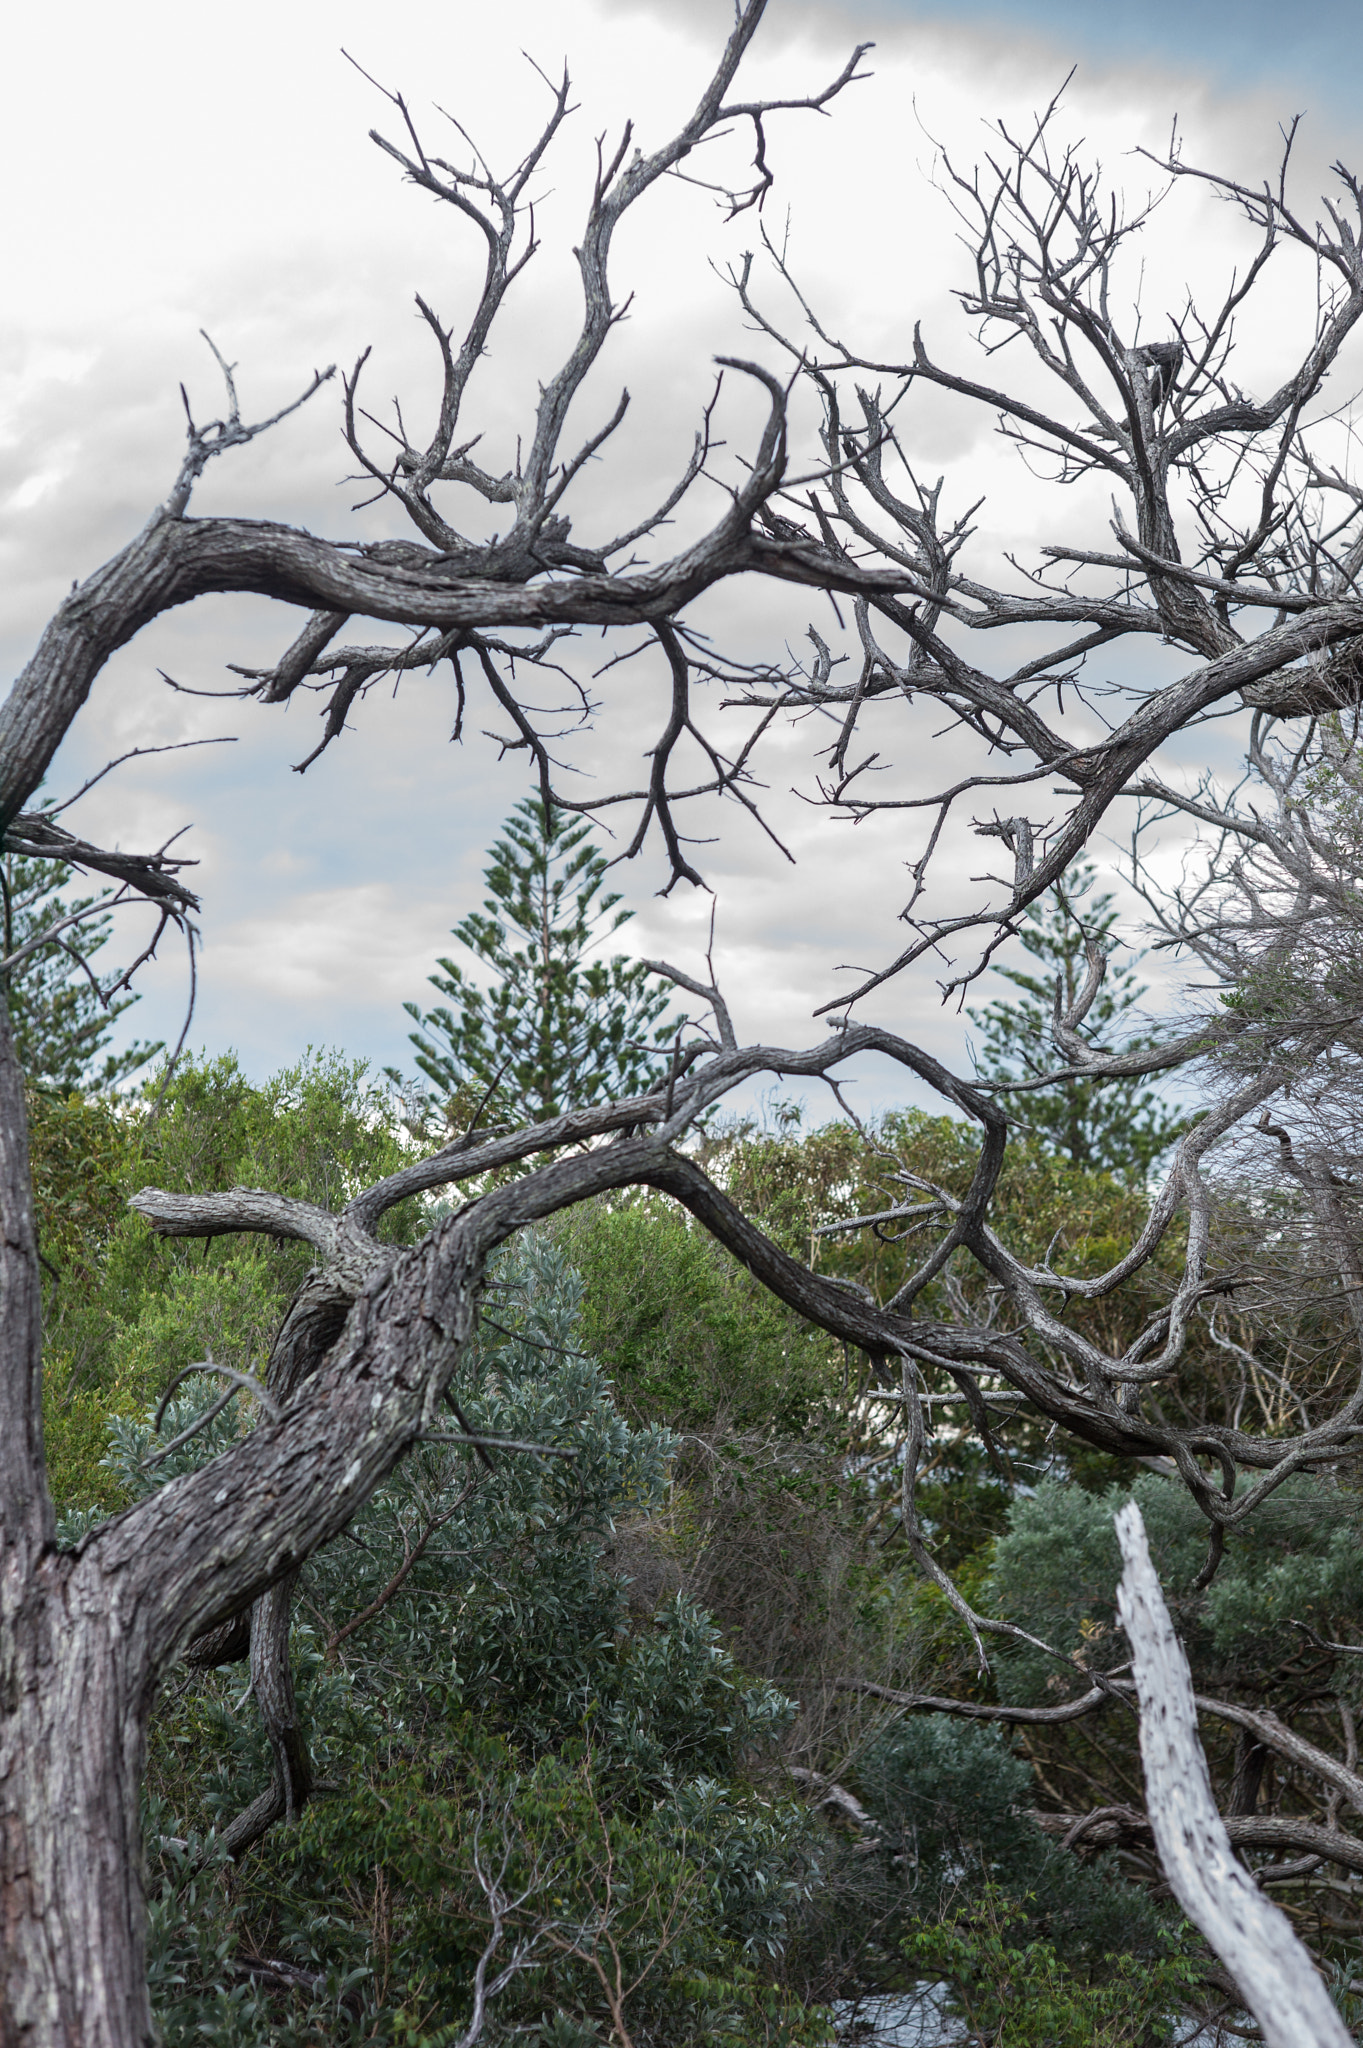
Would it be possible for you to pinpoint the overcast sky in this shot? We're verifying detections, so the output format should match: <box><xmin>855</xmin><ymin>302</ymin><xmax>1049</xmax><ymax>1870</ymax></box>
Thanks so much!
<box><xmin>2</xmin><ymin>0</ymin><xmax>1360</xmax><ymax>1114</ymax></box>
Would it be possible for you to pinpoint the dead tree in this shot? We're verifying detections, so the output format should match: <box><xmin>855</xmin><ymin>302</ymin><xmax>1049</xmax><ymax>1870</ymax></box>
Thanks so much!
<box><xmin>712</xmin><ymin>85</ymin><xmax>1363</xmax><ymax>2012</ymax></box>
<box><xmin>7</xmin><ymin>8</ymin><xmax>1363</xmax><ymax>2038</ymax></box>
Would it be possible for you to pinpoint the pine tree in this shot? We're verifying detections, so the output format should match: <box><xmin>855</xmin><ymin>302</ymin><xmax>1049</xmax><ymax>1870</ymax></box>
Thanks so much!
<box><xmin>967</xmin><ymin>864</ymin><xmax>1183</xmax><ymax>1182</ymax></box>
<box><xmin>397</xmin><ymin>799</ymin><xmax>678</xmax><ymax>1127</ymax></box>
<box><xmin>2</xmin><ymin>849</ymin><xmax>161</xmax><ymax>1095</ymax></box>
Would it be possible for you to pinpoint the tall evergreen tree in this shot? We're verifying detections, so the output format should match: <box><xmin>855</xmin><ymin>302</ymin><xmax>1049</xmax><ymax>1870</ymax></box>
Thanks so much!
<box><xmin>398</xmin><ymin>798</ymin><xmax>679</xmax><ymax>1126</ymax></box>
<box><xmin>2</xmin><ymin>848</ymin><xmax>161</xmax><ymax>1095</ymax></box>
<box><xmin>967</xmin><ymin>864</ymin><xmax>1183</xmax><ymax>1182</ymax></box>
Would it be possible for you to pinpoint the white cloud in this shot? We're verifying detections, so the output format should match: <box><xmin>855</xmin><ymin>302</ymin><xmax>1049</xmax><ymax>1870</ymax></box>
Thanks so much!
<box><xmin>4</xmin><ymin>0</ymin><xmax>1360</xmax><ymax>1110</ymax></box>
<box><xmin>207</xmin><ymin>883</ymin><xmax>455</xmax><ymax>1006</ymax></box>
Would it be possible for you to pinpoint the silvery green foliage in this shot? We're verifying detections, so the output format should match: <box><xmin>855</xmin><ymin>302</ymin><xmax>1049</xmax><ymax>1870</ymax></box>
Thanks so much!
<box><xmin>103</xmin><ymin>1386</ymin><xmax>256</xmax><ymax>1502</ymax></box>
<box><xmin>144</xmin><ymin>1814</ymin><xmax>367</xmax><ymax>2048</ymax></box>
<box><xmin>126</xmin><ymin>1230</ymin><xmax>812</xmax><ymax>2038</ymax></box>
<box><xmin>53</xmin><ymin>1387</ymin><xmax>258</xmax><ymax>1546</ymax></box>
<box><xmin>297</xmin><ymin>1230</ymin><xmax>795</xmax><ymax>1781</ymax></box>
<box><xmin>666</xmin><ymin>1775</ymin><xmax>819</xmax><ymax>1960</ymax></box>
<box><xmin>987</xmin><ymin>1472</ymin><xmax>1363</xmax><ymax>1706</ymax></box>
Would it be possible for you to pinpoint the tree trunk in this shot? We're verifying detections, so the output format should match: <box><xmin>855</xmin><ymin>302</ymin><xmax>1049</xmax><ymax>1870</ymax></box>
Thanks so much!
<box><xmin>0</xmin><ymin>1565</ymin><xmax>153</xmax><ymax>2047</ymax></box>
<box><xmin>218</xmin><ymin>1572</ymin><xmax>312</xmax><ymax>1859</ymax></box>
<box><xmin>0</xmin><ymin>997</ymin><xmax>152</xmax><ymax>2044</ymax></box>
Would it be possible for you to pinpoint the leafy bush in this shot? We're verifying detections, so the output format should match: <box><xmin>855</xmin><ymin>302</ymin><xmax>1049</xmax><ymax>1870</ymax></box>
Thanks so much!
<box><xmin>903</xmin><ymin>1888</ymin><xmax>1200</xmax><ymax>2046</ymax></box>
<box><xmin>561</xmin><ymin>1194</ymin><xmax>838</xmax><ymax>1435</ymax></box>
<box><xmin>39</xmin><ymin>1049</ymin><xmax>422</xmax><ymax>1509</ymax></box>
<box><xmin>853</xmin><ymin>1714</ymin><xmax>1165</xmax><ymax>1968</ymax></box>
<box><xmin>988</xmin><ymin>1471</ymin><xmax>1363</xmax><ymax>1701</ymax></box>
<box><xmin>123</xmin><ymin>1230</ymin><xmax>829</xmax><ymax>2045</ymax></box>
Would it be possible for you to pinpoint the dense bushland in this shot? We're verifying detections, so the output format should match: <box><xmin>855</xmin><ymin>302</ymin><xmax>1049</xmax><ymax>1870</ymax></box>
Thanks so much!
<box><xmin>32</xmin><ymin>1052</ymin><xmax>1268</xmax><ymax>2044</ymax></box>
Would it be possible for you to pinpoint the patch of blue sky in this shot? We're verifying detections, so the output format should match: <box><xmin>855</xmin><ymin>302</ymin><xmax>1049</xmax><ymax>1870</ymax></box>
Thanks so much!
<box><xmin>840</xmin><ymin>0</ymin><xmax>1357</xmax><ymax>111</ymax></box>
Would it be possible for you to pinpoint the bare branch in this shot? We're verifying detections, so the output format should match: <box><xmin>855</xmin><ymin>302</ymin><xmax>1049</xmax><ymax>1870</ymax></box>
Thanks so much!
<box><xmin>1116</xmin><ymin>1501</ymin><xmax>1354</xmax><ymax>2048</ymax></box>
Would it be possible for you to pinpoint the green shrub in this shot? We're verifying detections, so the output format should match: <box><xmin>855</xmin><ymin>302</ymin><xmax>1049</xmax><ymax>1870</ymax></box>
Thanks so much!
<box><xmin>903</xmin><ymin>1888</ymin><xmax>1200</xmax><ymax>2046</ymax></box>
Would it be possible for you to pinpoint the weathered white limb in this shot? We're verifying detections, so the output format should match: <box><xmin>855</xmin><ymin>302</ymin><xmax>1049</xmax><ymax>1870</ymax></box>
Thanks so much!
<box><xmin>129</xmin><ymin>1188</ymin><xmax>387</xmax><ymax>1302</ymax></box>
<box><xmin>130</xmin><ymin>1185</ymin><xmax>345</xmax><ymax>1250</ymax></box>
<box><xmin>784</xmin><ymin>1766</ymin><xmax>875</xmax><ymax>1832</ymax></box>
<box><xmin>1115</xmin><ymin>1501</ymin><xmax>1353</xmax><ymax>2048</ymax></box>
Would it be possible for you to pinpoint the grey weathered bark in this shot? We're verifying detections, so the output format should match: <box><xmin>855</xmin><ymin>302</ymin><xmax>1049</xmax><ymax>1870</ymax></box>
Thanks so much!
<box><xmin>730</xmin><ymin>110</ymin><xmax>1363</xmax><ymax>1001</ymax></box>
<box><xmin>194</xmin><ymin>1200</ymin><xmax>387</xmax><ymax>1854</ymax></box>
<box><xmin>1115</xmin><ymin>1501</ymin><xmax>1353</xmax><ymax>2048</ymax></box>
<box><xmin>8</xmin><ymin>10</ymin><xmax>1363</xmax><ymax>2034</ymax></box>
<box><xmin>0</xmin><ymin>1005</ymin><xmax>1115</xmax><ymax>2039</ymax></box>
<box><xmin>0</xmin><ymin>16</ymin><xmax>886</xmax><ymax>2026</ymax></box>
<box><xmin>217</xmin><ymin>1573</ymin><xmax>311</xmax><ymax>1857</ymax></box>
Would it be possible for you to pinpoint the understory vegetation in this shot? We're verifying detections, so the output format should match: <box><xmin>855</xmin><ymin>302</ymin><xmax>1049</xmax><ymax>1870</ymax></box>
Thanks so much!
<box><xmin>22</xmin><ymin>771</ymin><xmax>1363</xmax><ymax>2047</ymax></box>
<box><xmin>34</xmin><ymin>1030</ymin><xmax>1363</xmax><ymax>2047</ymax></box>
<box><xmin>20</xmin><ymin>6</ymin><xmax>1363</xmax><ymax>2032</ymax></box>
